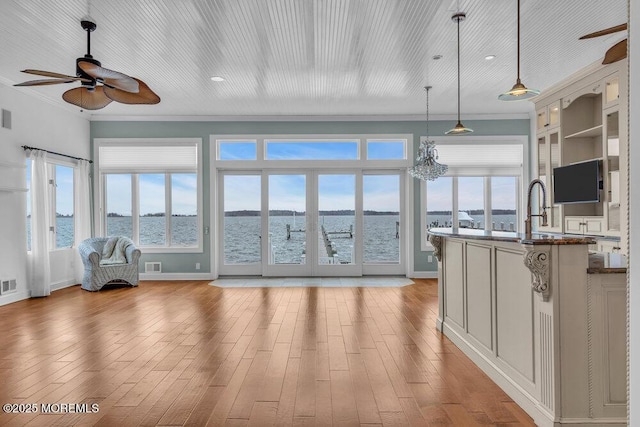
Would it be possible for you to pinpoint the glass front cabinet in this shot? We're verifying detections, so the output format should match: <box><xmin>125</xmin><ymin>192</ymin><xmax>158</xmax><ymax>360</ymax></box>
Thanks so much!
<box><xmin>533</xmin><ymin>61</ymin><xmax>627</xmax><ymax>254</ymax></box>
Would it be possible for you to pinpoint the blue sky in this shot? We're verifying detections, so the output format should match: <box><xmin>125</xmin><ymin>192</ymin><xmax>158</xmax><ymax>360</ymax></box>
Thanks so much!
<box><xmin>223</xmin><ymin>173</ymin><xmax>401</xmax><ymax>212</ymax></box>
<box><xmin>106</xmin><ymin>173</ymin><xmax>198</xmax><ymax>215</ymax></box>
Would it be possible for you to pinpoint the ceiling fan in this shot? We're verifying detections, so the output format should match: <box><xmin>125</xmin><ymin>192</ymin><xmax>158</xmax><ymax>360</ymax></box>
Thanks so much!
<box><xmin>579</xmin><ymin>23</ymin><xmax>627</xmax><ymax>65</ymax></box>
<box><xmin>14</xmin><ymin>19</ymin><xmax>160</xmax><ymax>110</ymax></box>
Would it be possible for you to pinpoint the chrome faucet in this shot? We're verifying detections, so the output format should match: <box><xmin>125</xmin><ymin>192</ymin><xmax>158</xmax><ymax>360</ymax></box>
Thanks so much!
<box><xmin>525</xmin><ymin>179</ymin><xmax>548</xmax><ymax>238</ymax></box>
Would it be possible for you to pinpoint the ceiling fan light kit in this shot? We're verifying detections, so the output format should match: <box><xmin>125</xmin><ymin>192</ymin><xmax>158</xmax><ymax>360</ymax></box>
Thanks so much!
<box><xmin>446</xmin><ymin>12</ymin><xmax>473</xmax><ymax>136</ymax></box>
<box><xmin>498</xmin><ymin>0</ymin><xmax>539</xmax><ymax>101</ymax></box>
<box><xmin>14</xmin><ymin>19</ymin><xmax>159</xmax><ymax>110</ymax></box>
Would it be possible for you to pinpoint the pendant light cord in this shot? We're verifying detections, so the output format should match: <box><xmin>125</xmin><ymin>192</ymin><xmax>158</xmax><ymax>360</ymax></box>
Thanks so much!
<box><xmin>456</xmin><ymin>16</ymin><xmax>461</xmax><ymax>123</ymax></box>
<box><xmin>517</xmin><ymin>0</ymin><xmax>521</xmax><ymax>81</ymax></box>
<box><xmin>425</xmin><ymin>86</ymin><xmax>431</xmax><ymax>138</ymax></box>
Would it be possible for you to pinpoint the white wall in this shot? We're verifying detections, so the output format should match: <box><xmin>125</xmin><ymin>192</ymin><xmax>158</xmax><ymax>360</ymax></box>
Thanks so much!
<box><xmin>0</xmin><ymin>83</ymin><xmax>89</xmax><ymax>305</ymax></box>
<box><xmin>629</xmin><ymin>0</ymin><xmax>638</xmax><ymax>422</ymax></box>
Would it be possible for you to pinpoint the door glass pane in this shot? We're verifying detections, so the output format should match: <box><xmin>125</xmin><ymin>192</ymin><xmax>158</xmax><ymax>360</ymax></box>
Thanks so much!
<box><xmin>549</xmin><ymin>132</ymin><xmax>561</xmax><ymax>227</ymax></box>
<box><xmin>318</xmin><ymin>174</ymin><xmax>355</xmax><ymax>265</ymax></box>
<box><xmin>364</xmin><ymin>175</ymin><xmax>400</xmax><ymax>264</ymax></box>
<box><xmin>269</xmin><ymin>175</ymin><xmax>306</xmax><ymax>265</ymax></box>
<box><xmin>607</xmin><ymin>111</ymin><xmax>620</xmax><ymax>231</ymax></box>
<box><xmin>106</xmin><ymin>174</ymin><xmax>132</xmax><ymax>238</ymax></box>
<box><xmin>224</xmin><ymin>175</ymin><xmax>261</xmax><ymax>264</ymax></box>
<box><xmin>55</xmin><ymin>165</ymin><xmax>74</xmax><ymax>248</ymax></box>
<box><xmin>426</xmin><ymin>177</ymin><xmax>453</xmax><ymax>229</ymax></box>
<box><xmin>139</xmin><ymin>174</ymin><xmax>166</xmax><ymax>245</ymax></box>
<box><xmin>549</xmin><ymin>102</ymin><xmax>560</xmax><ymax>127</ymax></box>
<box><xmin>491</xmin><ymin>177</ymin><xmax>517</xmax><ymax>231</ymax></box>
<box><xmin>458</xmin><ymin>177</ymin><xmax>484</xmax><ymax>229</ymax></box>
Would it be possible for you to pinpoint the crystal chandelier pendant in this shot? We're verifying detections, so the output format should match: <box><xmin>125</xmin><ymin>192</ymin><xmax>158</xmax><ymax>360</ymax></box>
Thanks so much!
<box><xmin>408</xmin><ymin>86</ymin><xmax>448</xmax><ymax>181</ymax></box>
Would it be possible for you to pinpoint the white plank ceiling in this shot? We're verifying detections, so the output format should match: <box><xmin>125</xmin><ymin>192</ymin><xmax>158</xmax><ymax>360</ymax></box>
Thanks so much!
<box><xmin>0</xmin><ymin>0</ymin><xmax>628</xmax><ymax>118</ymax></box>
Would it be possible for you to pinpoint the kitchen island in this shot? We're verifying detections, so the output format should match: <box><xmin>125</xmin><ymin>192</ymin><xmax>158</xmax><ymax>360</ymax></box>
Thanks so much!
<box><xmin>428</xmin><ymin>227</ymin><xmax>627</xmax><ymax>426</ymax></box>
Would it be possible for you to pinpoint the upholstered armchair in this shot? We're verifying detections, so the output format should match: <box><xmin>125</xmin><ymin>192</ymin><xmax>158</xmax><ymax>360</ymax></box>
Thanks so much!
<box><xmin>78</xmin><ymin>237</ymin><xmax>141</xmax><ymax>291</ymax></box>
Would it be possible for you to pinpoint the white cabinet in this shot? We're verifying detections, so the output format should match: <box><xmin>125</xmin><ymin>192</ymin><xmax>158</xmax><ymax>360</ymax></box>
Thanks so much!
<box><xmin>565</xmin><ymin>216</ymin><xmax>604</xmax><ymax>234</ymax></box>
<box><xmin>536</xmin><ymin>129</ymin><xmax>562</xmax><ymax>232</ymax></box>
<box><xmin>536</xmin><ymin>100</ymin><xmax>561</xmax><ymax>132</ymax></box>
<box><xmin>534</xmin><ymin>61</ymin><xmax>627</xmax><ymax>253</ymax></box>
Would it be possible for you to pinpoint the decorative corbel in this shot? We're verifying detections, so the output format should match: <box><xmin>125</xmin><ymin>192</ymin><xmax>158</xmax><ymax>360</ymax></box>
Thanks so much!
<box><xmin>523</xmin><ymin>248</ymin><xmax>550</xmax><ymax>301</ymax></box>
<box><xmin>429</xmin><ymin>234</ymin><xmax>443</xmax><ymax>261</ymax></box>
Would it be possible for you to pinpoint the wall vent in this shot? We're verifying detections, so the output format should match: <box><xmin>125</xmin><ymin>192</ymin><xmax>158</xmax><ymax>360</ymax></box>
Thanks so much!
<box><xmin>145</xmin><ymin>262</ymin><xmax>162</xmax><ymax>273</ymax></box>
<box><xmin>1</xmin><ymin>109</ymin><xmax>11</xmax><ymax>129</ymax></box>
<box><xmin>0</xmin><ymin>278</ymin><xmax>17</xmax><ymax>295</ymax></box>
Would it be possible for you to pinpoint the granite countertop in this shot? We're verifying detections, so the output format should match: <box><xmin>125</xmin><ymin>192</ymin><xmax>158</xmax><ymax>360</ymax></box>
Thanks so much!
<box><xmin>427</xmin><ymin>227</ymin><xmax>597</xmax><ymax>245</ymax></box>
<box><xmin>587</xmin><ymin>252</ymin><xmax>627</xmax><ymax>274</ymax></box>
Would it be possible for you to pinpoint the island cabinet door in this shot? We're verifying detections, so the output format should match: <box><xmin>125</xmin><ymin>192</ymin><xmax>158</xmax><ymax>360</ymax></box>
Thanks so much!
<box><xmin>443</xmin><ymin>238</ymin><xmax>465</xmax><ymax>329</ymax></box>
<box><xmin>465</xmin><ymin>242</ymin><xmax>493</xmax><ymax>352</ymax></box>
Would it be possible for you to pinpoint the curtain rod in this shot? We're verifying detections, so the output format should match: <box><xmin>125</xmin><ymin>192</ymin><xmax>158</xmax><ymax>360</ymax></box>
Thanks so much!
<box><xmin>22</xmin><ymin>145</ymin><xmax>93</xmax><ymax>164</ymax></box>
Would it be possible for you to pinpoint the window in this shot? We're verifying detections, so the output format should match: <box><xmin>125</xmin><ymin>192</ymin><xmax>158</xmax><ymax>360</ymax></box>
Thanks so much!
<box><xmin>97</xmin><ymin>139</ymin><xmax>202</xmax><ymax>251</ymax></box>
<box><xmin>265</xmin><ymin>139</ymin><xmax>359</xmax><ymax>160</ymax></box>
<box><xmin>26</xmin><ymin>159</ymin><xmax>76</xmax><ymax>251</ymax></box>
<box><xmin>421</xmin><ymin>138</ymin><xmax>525</xmax><ymax>249</ymax></box>
<box><xmin>218</xmin><ymin>140</ymin><xmax>257</xmax><ymax>160</ymax></box>
<box><xmin>366</xmin><ymin>139</ymin><xmax>406</xmax><ymax>160</ymax></box>
<box><xmin>54</xmin><ymin>165</ymin><xmax>74</xmax><ymax>248</ymax></box>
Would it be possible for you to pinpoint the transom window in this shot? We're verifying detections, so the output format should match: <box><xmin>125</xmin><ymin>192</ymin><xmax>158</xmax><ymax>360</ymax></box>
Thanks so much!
<box><xmin>214</xmin><ymin>135</ymin><xmax>408</xmax><ymax>163</ymax></box>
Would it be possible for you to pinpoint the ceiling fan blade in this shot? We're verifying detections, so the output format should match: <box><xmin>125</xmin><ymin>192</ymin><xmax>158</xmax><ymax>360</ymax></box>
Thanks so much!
<box><xmin>21</xmin><ymin>69</ymin><xmax>89</xmax><ymax>80</ymax></box>
<box><xmin>62</xmin><ymin>86</ymin><xmax>113</xmax><ymax>110</ymax></box>
<box><xmin>14</xmin><ymin>78</ymin><xmax>81</xmax><ymax>87</ymax></box>
<box><xmin>580</xmin><ymin>23</ymin><xmax>627</xmax><ymax>39</ymax></box>
<box><xmin>103</xmin><ymin>78</ymin><xmax>160</xmax><ymax>105</ymax></box>
<box><xmin>77</xmin><ymin>61</ymin><xmax>139</xmax><ymax>93</ymax></box>
<box><xmin>602</xmin><ymin>39</ymin><xmax>627</xmax><ymax>64</ymax></box>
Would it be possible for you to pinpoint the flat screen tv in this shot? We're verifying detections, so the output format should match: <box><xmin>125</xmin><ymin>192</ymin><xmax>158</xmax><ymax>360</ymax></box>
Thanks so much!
<box><xmin>553</xmin><ymin>160</ymin><xmax>601</xmax><ymax>204</ymax></box>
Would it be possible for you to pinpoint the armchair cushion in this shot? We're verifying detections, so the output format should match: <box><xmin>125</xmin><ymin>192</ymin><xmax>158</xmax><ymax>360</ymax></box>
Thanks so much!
<box><xmin>78</xmin><ymin>237</ymin><xmax>141</xmax><ymax>291</ymax></box>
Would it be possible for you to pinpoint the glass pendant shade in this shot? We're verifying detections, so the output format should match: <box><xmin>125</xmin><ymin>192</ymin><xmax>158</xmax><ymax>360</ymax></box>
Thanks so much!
<box><xmin>498</xmin><ymin>80</ymin><xmax>540</xmax><ymax>101</ymax></box>
<box><xmin>499</xmin><ymin>0</ymin><xmax>539</xmax><ymax>101</ymax></box>
<box><xmin>447</xmin><ymin>12</ymin><xmax>473</xmax><ymax>135</ymax></box>
<box><xmin>409</xmin><ymin>86</ymin><xmax>448</xmax><ymax>181</ymax></box>
<box><xmin>445</xmin><ymin>121</ymin><xmax>474</xmax><ymax>135</ymax></box>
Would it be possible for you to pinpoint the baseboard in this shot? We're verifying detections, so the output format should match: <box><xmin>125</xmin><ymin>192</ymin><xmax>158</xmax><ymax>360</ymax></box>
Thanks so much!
<box><xmin>139</xmin><ymin>272</ymin><xmax>215</xmax><ymax>281</ymax></box>
<box><xmin>409</xmin><ymin>271</ymin><xmax>437</xmax><ymax>279</ymax></box>
<box><xmin>51</xmin><ymin>279</ymin><xmax>78</xmax><ymax>292</ymax></box>
<box><xmin>0</xmin><ymin>290</ymin><xmax>30</xmax><ymax>307</ymax></box>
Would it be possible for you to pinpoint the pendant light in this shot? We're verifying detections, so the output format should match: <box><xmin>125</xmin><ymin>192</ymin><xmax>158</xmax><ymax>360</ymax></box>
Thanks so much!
<box><xmin>498</xmin><ymin>0</ymin><xmax>540</xmax><ymax>100</ymax></box>
<box><xmin>446</xmin><ymin>12</ymin><xmax>473</xmax><ymax>135</ymax></box>
<box><xmin>409</xmin><ymin>86</ymin><xmax>448</xmax><ymax>181</ymax></box>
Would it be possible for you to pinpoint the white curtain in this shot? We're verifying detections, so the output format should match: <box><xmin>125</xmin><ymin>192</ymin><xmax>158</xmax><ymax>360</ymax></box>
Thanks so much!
<box><xmin>74</xmin><ymin>160</ymin><xmax>92</xmax><ymax>283</ymax></box>
<box><xmin>28</xmin><ymin>151</ymin><xmax>51</xmax><ymax>297</ymax></box>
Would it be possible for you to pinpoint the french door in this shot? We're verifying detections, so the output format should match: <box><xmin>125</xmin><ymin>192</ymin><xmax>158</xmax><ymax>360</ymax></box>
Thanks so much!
<box><xmin>218</xmin><ymin>170</ymin><xmax>404</xmax><ymax>276</ymax></box>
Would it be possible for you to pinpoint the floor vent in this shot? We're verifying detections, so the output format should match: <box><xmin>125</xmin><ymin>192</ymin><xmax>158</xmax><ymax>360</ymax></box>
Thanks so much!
<box><xmin>1</xmin><ymin>278</ymin><xmax>17</xmax><ymax>295</ymax></box>
<box><xmin>145</xmin><ymin>262</ymin><xmax>162</xmax><ymax>273</ymax></box>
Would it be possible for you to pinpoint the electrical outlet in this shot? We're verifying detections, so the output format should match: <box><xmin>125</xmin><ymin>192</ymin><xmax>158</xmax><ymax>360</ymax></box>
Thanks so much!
<box><xmin>195</xmin><ymin>263</ymin><xmax>200</xmax><ymax>270</ymax></box>
<box><xmin>428</xmin><ymin>255</ymin><xmax>433</xmax><ymax>263</ymax></box>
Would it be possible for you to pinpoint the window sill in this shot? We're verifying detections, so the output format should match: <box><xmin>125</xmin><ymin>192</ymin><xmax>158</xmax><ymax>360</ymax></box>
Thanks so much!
<box><xmin>138</xmin><ymin>246</ymin><xmax>203</xmax><ymax>254</ymax></box>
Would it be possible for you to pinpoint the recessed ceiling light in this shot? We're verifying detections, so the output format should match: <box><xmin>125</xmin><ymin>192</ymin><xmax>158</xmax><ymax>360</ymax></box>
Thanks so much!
<box><xmin>210</xmin><ymin>76</ymin><xmax>225</xmax><ymax>82</ymax></box>
<box><xmin>432</xmin><ymin>54</ymin><xmax>443</xmax><ymax>60</ymax></box>
<box><xmin>485</xmin><ymin>55</ymin><xmax>496</xmax><ymax>60</ymax></box>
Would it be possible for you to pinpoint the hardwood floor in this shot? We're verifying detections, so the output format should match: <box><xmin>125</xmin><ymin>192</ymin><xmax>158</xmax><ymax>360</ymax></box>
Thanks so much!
<box><xmin>0</xmin><ymin>280</ymin><xmax>534</xmax><ymax>426</ymax></box>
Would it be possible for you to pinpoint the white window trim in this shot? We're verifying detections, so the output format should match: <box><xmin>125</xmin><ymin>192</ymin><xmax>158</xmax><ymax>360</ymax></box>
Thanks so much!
<box><xmin>421</xmin><ymin>135</ymin><xmax>529</xmax><ymax>251</ymax></box>
<box><xmin>210</xmin><ymin>133</ymin><xmax>413</xmax><ymax>278</ymax></box>
<box><xmin>94</xmin><ymin>138</ymin><xmax>203</xmax><ymax>253</ymax></box>
<box><xmin>212</xmin><ymin>134</ymin><xmax>412</xmax><ymax>169</ymax></box>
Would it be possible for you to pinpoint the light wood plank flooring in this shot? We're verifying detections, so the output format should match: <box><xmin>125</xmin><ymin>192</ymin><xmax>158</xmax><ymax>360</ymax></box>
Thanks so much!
<box><xmin>0</xmin><ymin>279</ymin><xmax>534</xmax><ymax>426</ymax></box>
